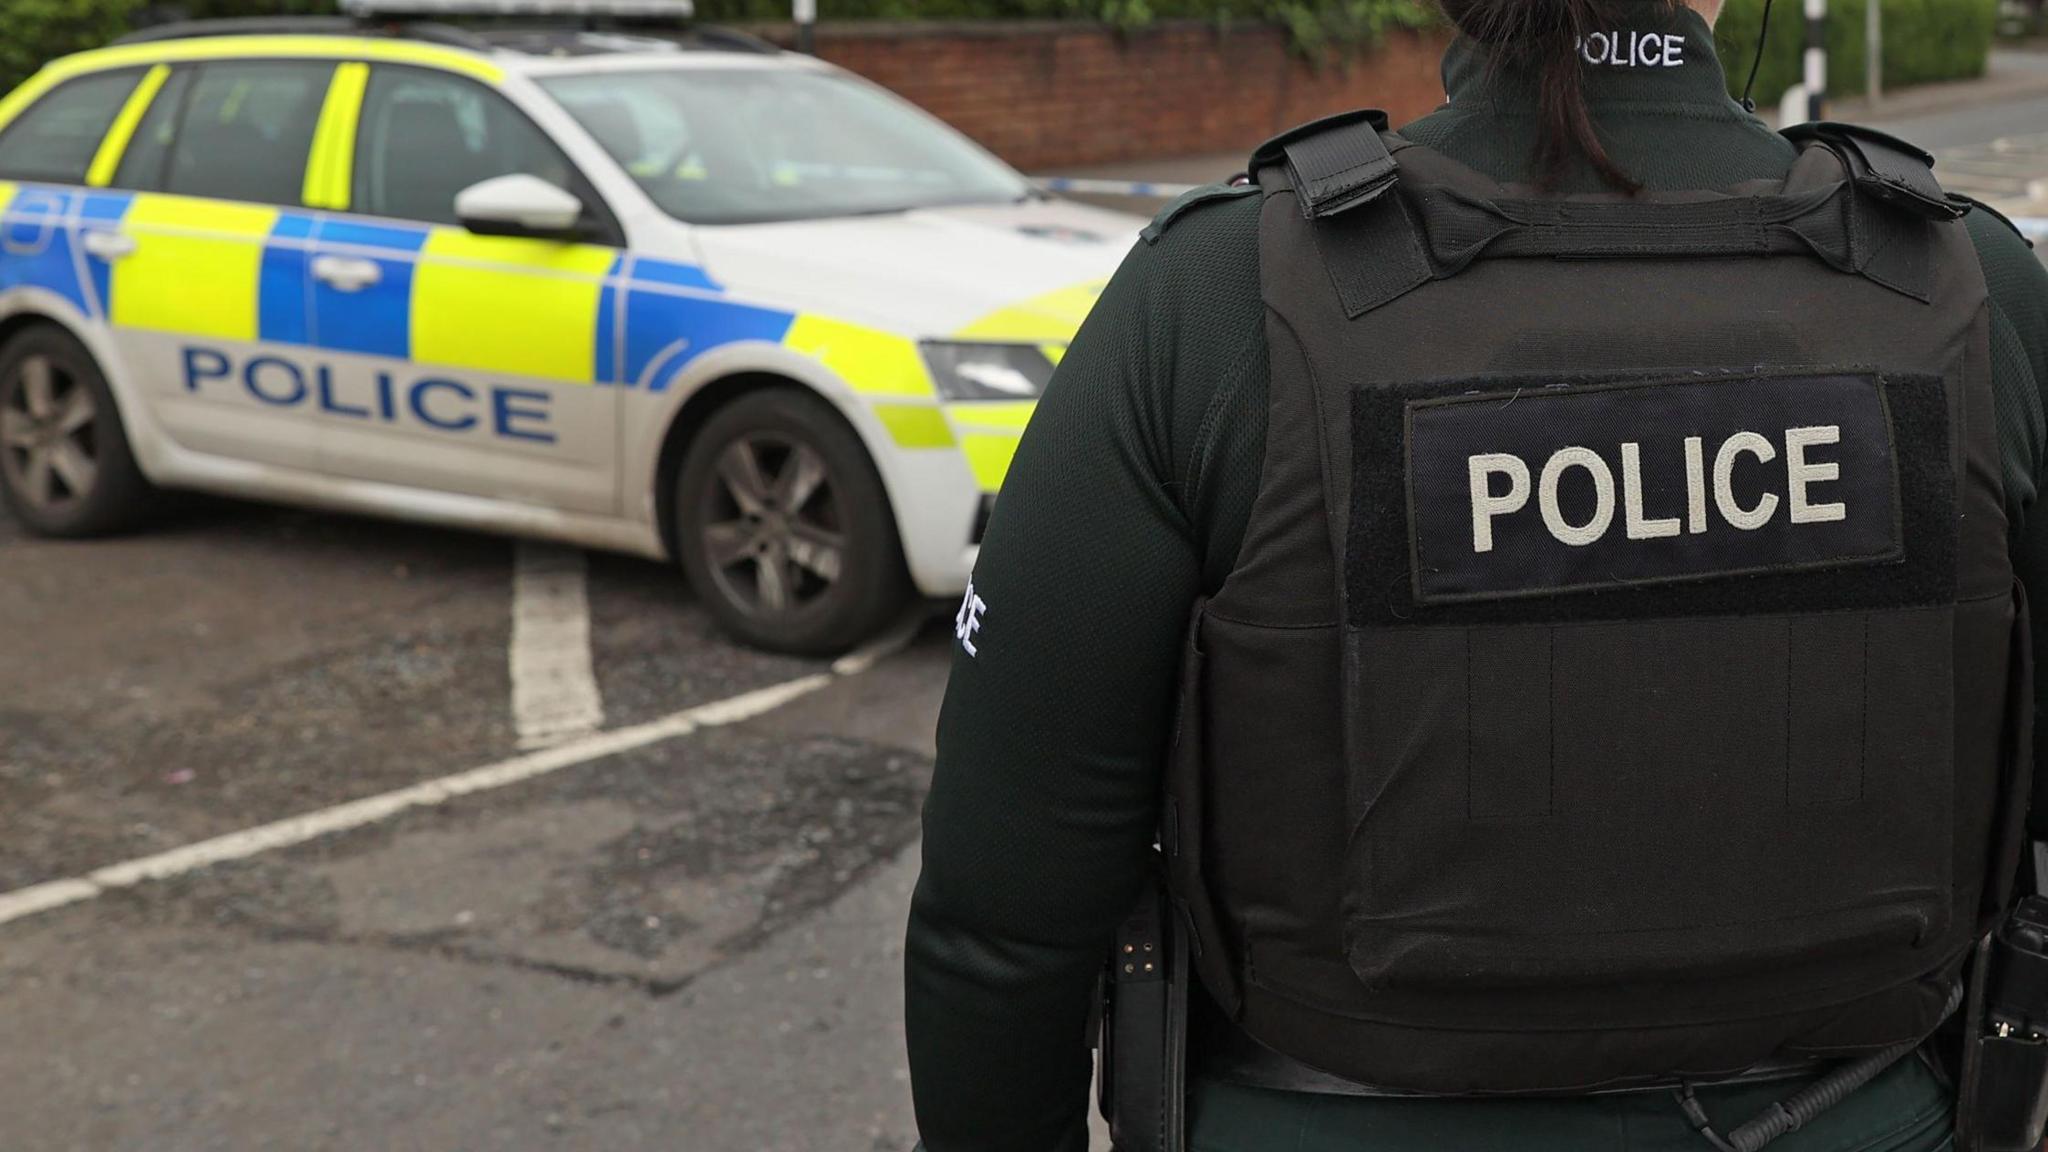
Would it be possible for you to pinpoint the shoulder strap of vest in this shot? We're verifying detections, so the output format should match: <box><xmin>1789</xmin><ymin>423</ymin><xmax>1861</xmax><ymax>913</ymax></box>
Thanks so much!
<box><xmin>1949</xmin><ymin>192</ymin><xmax>2038</xmax><ymax>249</ymax></box>
<box><xmin>1247</xmin><ymin>110</ymin><xmax>1401</xmax><ymax>219</ymax></box>
<box><xmin>1781</xmin><ymin>121</ymin><xmax>1968</xmax><ymax>222</ymax></box>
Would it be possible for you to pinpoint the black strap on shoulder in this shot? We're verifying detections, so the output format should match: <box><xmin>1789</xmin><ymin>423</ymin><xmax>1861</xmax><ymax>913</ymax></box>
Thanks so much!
<box><xmin>1248</xmin><ymin>110</ymin><xmax>1400</xmax><ymax>219</ymax></box>
<box><xmin>1317</xmin><ymin>179</ymin><xmax>1936</xmax><ymax>317</ymax></box>
<box><xmin>1782</xmin><ymin>121</ymin><xmax>1967</xmax><ymax>222</ymax></box>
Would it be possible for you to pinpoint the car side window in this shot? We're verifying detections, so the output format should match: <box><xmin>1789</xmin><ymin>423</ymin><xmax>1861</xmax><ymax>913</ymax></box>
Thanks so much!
<box><xmin>154</xmin><ymin>61</ymin><xmax>334</xmax><ymax>206</ymax></box>
<box><xmin>353</xmin><ymin>67</ymin><xmax>577</xmax><ymax>227</ymax></box>
<box><xmin>0</xmin><ymin>69</ymin><xmax>145</xmax><ymax>185</ymax></box>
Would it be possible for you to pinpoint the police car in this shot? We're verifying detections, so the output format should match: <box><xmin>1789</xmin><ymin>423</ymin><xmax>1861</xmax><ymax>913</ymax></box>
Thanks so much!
<box><xmin>0</xmin><ymin>0</ymin><xmax>1139</xmax><ymax>653</ymax></box>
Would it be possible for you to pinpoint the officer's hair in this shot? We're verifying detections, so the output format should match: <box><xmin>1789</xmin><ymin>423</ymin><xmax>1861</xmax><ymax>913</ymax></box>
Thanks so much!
<box><xmin>1436</xmin><ymin>0</ymin><xmax>1671</xmax><ymax>191</ymax></box>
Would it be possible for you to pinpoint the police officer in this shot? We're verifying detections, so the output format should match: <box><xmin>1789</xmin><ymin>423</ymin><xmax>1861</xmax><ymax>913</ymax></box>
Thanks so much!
<box><xmin>906</xmin><ymin>0</ymin><xmax>2048</xmax><ymax>1149</ymax></box>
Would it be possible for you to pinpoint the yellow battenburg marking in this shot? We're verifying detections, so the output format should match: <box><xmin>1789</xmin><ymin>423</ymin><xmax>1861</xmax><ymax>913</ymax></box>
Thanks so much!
<box><xmin>111</xmin><ymin>195</ymin><xmax>277</xmax><ymax>339</ymax></box>
<box><xmin>873</xmin><ymin>404</ymin><xmax>954</xmax><ymax>449</ymax></box>
<box><xmin>303</xmin><ymin>62</ymin><xmax>369</xmax><ymax>210</ymax></box>
<box><xmin>411</xmin><ymin>232</ymin><xmax>614</xmax><ymax>384</ymax></box>
<box><xmin>0</xmin><ymin>183</ymin><xmax>18</xmax><ymax>216</ymax></box>
<box><xmin>86</xmin><ymin>65</ymin><xmax>170</xmax><ymax>188</ymax></box>
<box><xmin>944</xmin><ymin>400</ymin><xmax>1036</xmax><ymax>433</ymax></box>
<box><xmin>961</xmin><ymin>433</ymin><xmax>1022</xmax><ymax>493</ymax></box>
<box><xmin>954</xmin><ymin>279</ymin><xmax>1106</xmax><ymax>344</ymax></box>
<box><xmin>782</xmin><ymin>315</ymin><xmax>933</xmax><ymax>398</ymax></box>
<box><xmin>947</xmin><ymin>403</ymin><xmax>1034</xmax><ymax>491</ymax></box>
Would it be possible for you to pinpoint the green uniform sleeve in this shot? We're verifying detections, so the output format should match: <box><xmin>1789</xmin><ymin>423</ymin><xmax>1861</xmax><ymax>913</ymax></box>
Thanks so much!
<box><xmin>904</xmin><ymin>199</ymin><xmax>1263</xmax><ymax>1151</ymax></box>
<box><xmin>1970</xmin><ymin>221</ymin><xmax>2048</xmax><ymax>834</ymax></box>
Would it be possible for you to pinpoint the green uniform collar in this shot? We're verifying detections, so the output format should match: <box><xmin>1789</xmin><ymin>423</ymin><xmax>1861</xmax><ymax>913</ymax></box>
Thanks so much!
<box><xmin>1442</xmin><ymin>4</ymin><xmax>1745</xmax><ymax>117</ymax></box>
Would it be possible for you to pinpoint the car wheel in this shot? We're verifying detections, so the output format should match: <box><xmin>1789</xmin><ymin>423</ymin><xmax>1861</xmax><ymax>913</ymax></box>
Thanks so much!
<box><xmin>675</xmin><ymin>388</ymin><xmax>909</xmax><ymax>656</ymax></box>
<box><xmin>0</xmin><ymin>325</ymin><xmax>150</xmax><ymax>537</ymax></box>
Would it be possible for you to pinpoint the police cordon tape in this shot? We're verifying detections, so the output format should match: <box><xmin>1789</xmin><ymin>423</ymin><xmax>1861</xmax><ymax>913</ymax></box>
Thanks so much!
<box><xmin>1038</xmin><ymin>177</ymin><xmax>1202</xmax><ymax>198</ymax></box>
<box><xmin>1041</xmin><ymin>177</ymin><xmax>2048</xmax><ymax>248</ymax></box>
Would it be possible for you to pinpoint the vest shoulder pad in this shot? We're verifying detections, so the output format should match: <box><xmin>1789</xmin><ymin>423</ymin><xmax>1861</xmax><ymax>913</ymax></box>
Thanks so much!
<box><xmin>1950</xmin><ymin>192</ymin><xmax>2037</xmax><ymax>249</ymax></box>
<box><xmin>1141</xmin><ymin>181</ymin><xmax>1259</xmax><ymax>246</ymax></box>
<box><xmin>1782</xmin><ymin>120</ymin><xmax>1966</xmax><ymax>221</ymax></box>
<box><xmin>1248</xmin><ymin>109</ymin><xmax>1399</xmax><ymax>220</ymax></box>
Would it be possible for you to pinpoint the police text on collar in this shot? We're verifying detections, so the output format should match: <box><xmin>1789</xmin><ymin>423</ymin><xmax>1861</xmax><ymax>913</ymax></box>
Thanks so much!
<box><xmin>1576</xmin><ymin>30</ymin><xmax>1686</xmax><ymax>68</ymax></box>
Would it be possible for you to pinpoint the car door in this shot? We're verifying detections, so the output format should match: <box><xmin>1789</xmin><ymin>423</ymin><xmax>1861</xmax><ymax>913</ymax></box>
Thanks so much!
<box><xmin>304</xmin><ymin>63</ymin><xmax>621</xmax><ymax>516</ymax></box>
<box><xmin>88</xmin><ymin>59</ymin><xmax>337</xmax><ymax>472</ymax></box>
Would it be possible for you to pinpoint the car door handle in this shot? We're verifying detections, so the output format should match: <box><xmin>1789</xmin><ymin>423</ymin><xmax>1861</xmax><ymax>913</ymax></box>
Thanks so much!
<box><xmin>79</xmin><ymin>230</ymin><xmax>136</xmax><ymax>261</ymax></box>
<box><xmin>312</xmin><ymin>255</ymin><xmax>382</xmax><ymax>293</ymax></box>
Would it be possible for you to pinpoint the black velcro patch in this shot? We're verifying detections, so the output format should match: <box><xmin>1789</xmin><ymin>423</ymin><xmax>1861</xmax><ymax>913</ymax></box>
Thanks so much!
<box><xmin>1348</xmin><ymin>369</ymin><xmax>1956</xmax><ymax>627</ymax></box>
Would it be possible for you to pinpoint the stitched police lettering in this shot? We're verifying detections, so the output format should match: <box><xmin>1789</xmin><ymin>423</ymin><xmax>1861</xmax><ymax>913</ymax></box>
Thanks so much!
<box><xmin>1468</xmin><ymin>426</ymin><xmax>1848</xmax><ymax>552</ymax></box>
<box><xmin>1402</xmin><ymin>374</ymin><xmax>1902</xmax><ymax>603</ymax></box>
<box><xmin>1576</xmin><ymin>30</ymin><xmax>1686</xmax><ymax>68</ymax></box>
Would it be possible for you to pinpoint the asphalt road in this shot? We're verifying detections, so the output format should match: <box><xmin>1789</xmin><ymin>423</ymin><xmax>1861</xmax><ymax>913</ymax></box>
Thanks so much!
<box><xmin>0</xmin><ymin>495</ymin><xmax>954</xmax><ymax>1151</ymax></box>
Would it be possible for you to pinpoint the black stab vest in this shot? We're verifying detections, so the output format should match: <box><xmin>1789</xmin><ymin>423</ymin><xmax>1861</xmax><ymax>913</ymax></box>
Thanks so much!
<box><xmin>1164</xmin><ymin>114</ymin><xmax>2035</xmax><ymax>1094</ymax></box>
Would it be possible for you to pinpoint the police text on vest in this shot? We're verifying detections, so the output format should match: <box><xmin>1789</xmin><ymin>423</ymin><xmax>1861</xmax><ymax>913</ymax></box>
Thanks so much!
<box><xmin>1396</xmin><ymin>373</ymin><xmax>1903</xmax><ymax>603</ymax></box>
<box><xmin>1468</xmin><ymin>426</ymin><xmax>1846</xmax><ymax>553</ymax></box>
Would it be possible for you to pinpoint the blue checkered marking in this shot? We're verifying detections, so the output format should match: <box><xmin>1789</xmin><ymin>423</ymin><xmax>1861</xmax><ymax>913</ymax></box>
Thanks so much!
<box><xmin>621</xmin><ymin>257</ymin><xmax>791</xmax><ymax>393</ymax></box>
<box><xmin>308</xmin><ymin>219</ymin><xmax>428</xmax><ymax>360</ymax></box>
<box><xmin>259</xmin><ymin>213</ymin><xmax>317</xmax><ymax>346</ymax></box>
<box><xmin>0</xmin><ymin>187</ymin><xmax>90</xmax><ymax>316</ymax></box>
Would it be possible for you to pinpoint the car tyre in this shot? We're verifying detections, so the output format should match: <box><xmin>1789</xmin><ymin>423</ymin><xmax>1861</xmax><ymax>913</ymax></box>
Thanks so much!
<box><xmin>0</xmin><ymin>324</ymin><xmax>151</xmax><ymax>537</ymax></box>
<box><xmin>676</xmin><ymin>387</ymin><xmax>909</xmax><ymax>656</ymax></box>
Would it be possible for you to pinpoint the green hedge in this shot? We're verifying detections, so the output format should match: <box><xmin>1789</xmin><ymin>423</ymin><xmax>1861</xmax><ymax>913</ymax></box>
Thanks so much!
<box><xmin>1712</xmin><ymin>0</ymin><xmax>2000</xmax><ymax>108</ymax></box>
<box><xmin>0</xmin><ymin>0</ymin><xmax>140</xmax><ymax>98</ymax></box>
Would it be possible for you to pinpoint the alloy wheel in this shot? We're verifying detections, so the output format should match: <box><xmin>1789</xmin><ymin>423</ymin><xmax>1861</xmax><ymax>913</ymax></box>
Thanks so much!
<box><xmin>699</xmin><ymin>434</ymin><xmax>847</xmax><ymax>619</ymax></box>
<box><xmin>0</xmin><ymin>354</ymin><xmax>98</xmax><ymax>514</ymax></box>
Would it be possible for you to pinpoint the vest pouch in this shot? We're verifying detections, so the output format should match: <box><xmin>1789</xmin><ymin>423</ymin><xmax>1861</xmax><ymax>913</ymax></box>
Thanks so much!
<box><xmin>1984</xmin><ymin>580</ymin><xmax>2035</xmax><ymax>924</ymax></box>
<box><xmin>1165</xmin><ymin>601</ymin><xmax>1242</xmax><ymax>1018</ymax></box>
<box><xmin>1341</xmin><ymin>609</ymin><xmax>1957</xmax><ymax>993</ymax></box>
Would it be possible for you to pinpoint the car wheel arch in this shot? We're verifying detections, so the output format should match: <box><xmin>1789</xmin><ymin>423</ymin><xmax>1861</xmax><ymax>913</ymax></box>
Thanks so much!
<box><xmin>0</xmin><ymin>297</ymin><xmax>164</xmax><ymax>471</ymax></box>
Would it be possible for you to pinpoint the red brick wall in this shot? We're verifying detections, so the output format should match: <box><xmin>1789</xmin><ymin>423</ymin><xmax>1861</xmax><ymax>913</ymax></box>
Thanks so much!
<box><xmin>785</xmin><ymin>21</ymin><xmax>1453</xmax><ymax>172</ymax></box>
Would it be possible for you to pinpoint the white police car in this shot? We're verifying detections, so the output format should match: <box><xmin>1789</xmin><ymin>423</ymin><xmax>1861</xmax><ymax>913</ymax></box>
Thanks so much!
<box><xmin>0</xmin><ymin>0</ymin><xmax>1138</xmax><ymax>652</ymax></box>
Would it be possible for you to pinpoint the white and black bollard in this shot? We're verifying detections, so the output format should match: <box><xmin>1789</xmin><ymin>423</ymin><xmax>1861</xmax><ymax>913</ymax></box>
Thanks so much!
<box><xmin>1804</xmin><ymin>0</ymin><xmax>1828</xmax><ymax>122</ymax></box>
<box><xmin>794</xmin><ymin>0</ymin><xmax>815</xmax><ymax>54</ymax></box>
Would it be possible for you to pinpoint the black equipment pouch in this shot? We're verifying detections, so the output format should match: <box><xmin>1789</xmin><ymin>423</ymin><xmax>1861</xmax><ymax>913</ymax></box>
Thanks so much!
<box><xmin>1958</xmin><ymin>575</ymin><xmax>2043</xmax><ymax>1152</ymax></box>
<box><xmin>1959</xmin><ymin>895</ymin><xmax>2048</xmax><ymax>1151</ymax></box>
<box><xmin>1097</xmin><ymin>859</ymin><xmax>1188</xmax><ymax>1152</ymax></box>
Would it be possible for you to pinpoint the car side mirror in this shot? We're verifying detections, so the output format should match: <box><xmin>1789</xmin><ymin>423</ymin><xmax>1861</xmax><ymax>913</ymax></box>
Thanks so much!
<box><xmin>454</xmin><ymin>174</ymin><xmax>587</xmax><ymax>239</ymax></box>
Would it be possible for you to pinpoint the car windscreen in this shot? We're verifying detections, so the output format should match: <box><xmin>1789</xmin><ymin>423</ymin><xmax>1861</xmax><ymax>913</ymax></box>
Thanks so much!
<box><xmin>539</xmin><ymin>67</ymin><xmax>1033</xmax><ymax>225</ymax></box>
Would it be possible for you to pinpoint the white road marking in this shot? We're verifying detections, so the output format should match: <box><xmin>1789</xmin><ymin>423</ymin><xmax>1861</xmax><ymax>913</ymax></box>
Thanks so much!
<box><xmin>0</xmin><ymin>674</ymin><xmax>833</xmax><ymax>928</ymax></box>
<box><xmin>0</xmin><ymin>611</ymin><xmax>934</xmax><ymax>931</ymax></box>
<box><xmin>510</xmin><ymin>541</ymin><xmax>604</xmax><ymax>750</ymax></box>
<box><xmin>832</xmin><ymin>609</ymin><xmax>930</xmax><ymax>677</ymax></box>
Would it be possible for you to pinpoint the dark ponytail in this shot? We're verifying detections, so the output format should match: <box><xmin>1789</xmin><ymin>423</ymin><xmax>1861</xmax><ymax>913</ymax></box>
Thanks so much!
<box><xmin>1436</xmin><ymin>0</ymin><xmax>1673</xmax><ymax>190</ymax></box>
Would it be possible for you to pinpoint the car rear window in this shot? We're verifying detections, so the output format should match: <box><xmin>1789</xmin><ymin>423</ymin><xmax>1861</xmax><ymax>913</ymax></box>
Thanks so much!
<box><xmin>0</xmin><ymin>69</ymin><xmax>145</xmax><ymax>186</ymax></box>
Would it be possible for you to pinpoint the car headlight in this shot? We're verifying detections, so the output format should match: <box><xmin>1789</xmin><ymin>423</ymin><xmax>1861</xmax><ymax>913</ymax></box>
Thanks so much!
<box><xmin>919</xmin><ymin>342</ymin><xmax>1056</xmax><ymax>402</ymax></box>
